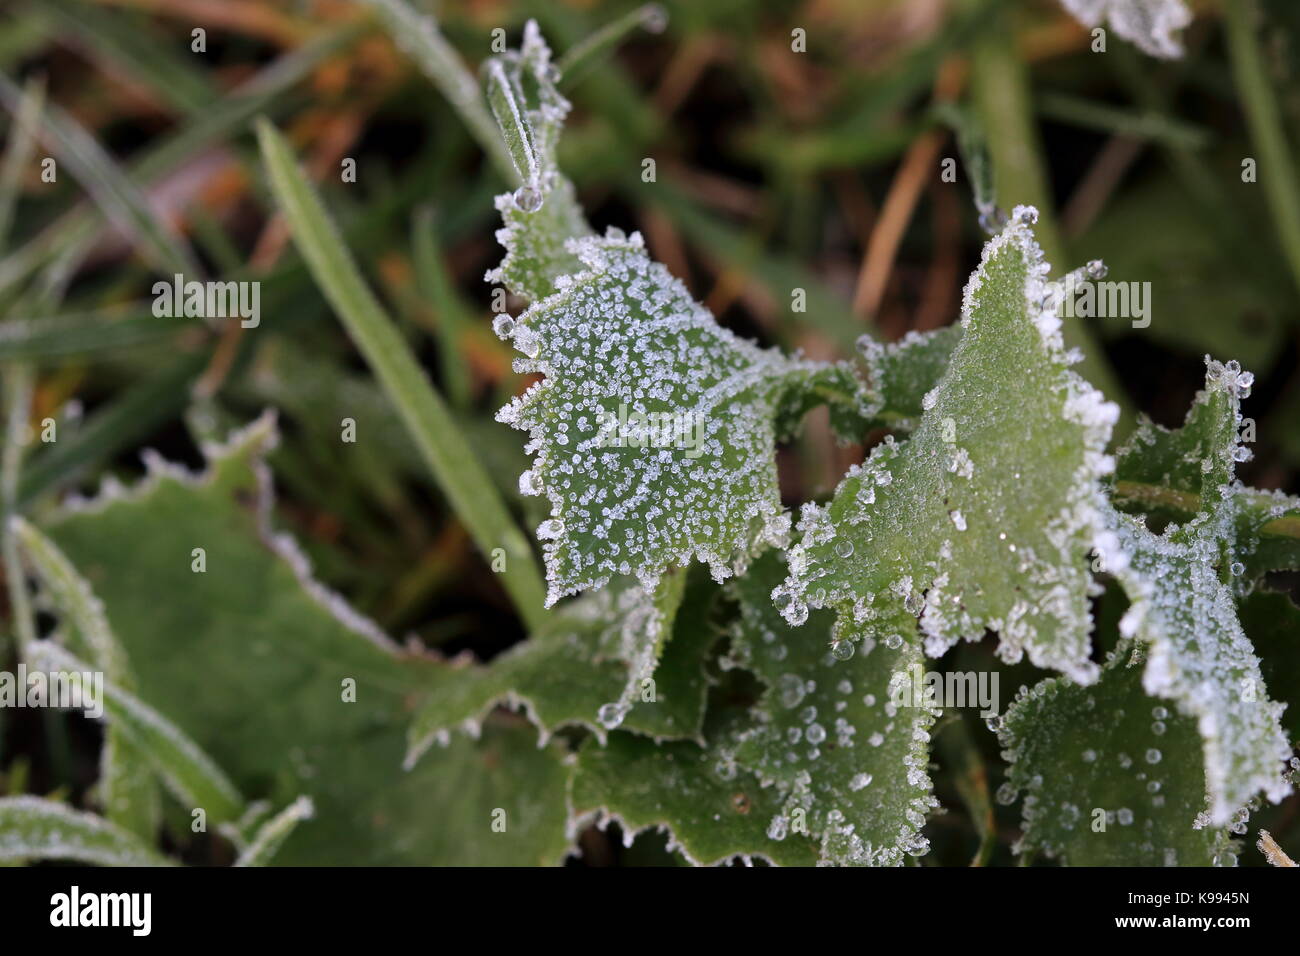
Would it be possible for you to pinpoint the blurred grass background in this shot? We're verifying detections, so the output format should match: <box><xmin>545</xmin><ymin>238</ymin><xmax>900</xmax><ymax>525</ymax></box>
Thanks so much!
<box><xmin>0</xmin><ymin>0</ymin><xmax>1298</xmax><ymax>864</ymax></box>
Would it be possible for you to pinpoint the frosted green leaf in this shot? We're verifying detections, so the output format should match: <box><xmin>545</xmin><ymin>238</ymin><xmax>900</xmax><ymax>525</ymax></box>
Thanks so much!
<box><xmin>569</xmin><ymin>732</ymin><xmax>818</xmax><ymax>866</ymax></box>
<box><xmin>497</xmin><ymin>228</ymin><xmax>865</xmax><ymax>607</ymax></box>
<box><xmin>1115</xmin><ymin>356</ymin><xmax>1244</xmax><ymax>515</ymax></box>
<box><xmin>41</xmin><ymin>414</ymin><xmax>572</xmax><ymax>864</ymax></box>
<box><xmin>0</xmin><ymin>796</ymin><xmax>173</xmax><ymax>866</ymax></box>
<box><xmin>773</xmin><ymin>360</ymin><xmax>879</xmax><ymax>445</ymax></box>
<box><xmin>781</xmin><ymin>209</ymin><xmax>1118</xmax><ymax>684</ymax></box>
<box><xmin>483</xmin><ymin>21</ymin><xmax>591</xmax><ymax>302</ymax></box>
<box><xmin>234</xmin><ymin>796</ymin><xmax>314</xmax><ymax>867</ymax></box>
<box><xmin>858</xmin><ymin>324</ymin><xmax>961</xmax><ymax>432</ymax></box>
<box><xmin>725</xmin><ymin>552</ymin><xmax>938</xmax><ymax>866</ymax></box>
<box><xmin>1097</xmin><ymin>361</ymin><xmax>1291</xmax><ymax>825</ymax></box>
<box><xmin>1231</xmin><ymin>488</ymin><xmax>1300</xmax><ymax>581</ymax></box>
<box><xmin>998</xmin><ymin>643</ymin><xmax>1239</xmax><ymax>866</ymax></box>
<box><xmin>1059</xmin><ymin>0</ymin><xmax>1192</xmax><ymax>59</ymax></box>
<box><xmin>405</xmin><ymin>569</ymin><xmax>719</xmax><ymax>767</ymax></box>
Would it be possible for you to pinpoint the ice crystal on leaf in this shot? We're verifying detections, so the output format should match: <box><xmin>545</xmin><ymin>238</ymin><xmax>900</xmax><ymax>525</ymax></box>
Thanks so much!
<box><xmin>404</xmin><ymin>569</ymin><xmax>717</xmax><ymax>766</ymax></box>
<box><xmin>1003</xmin><ymin>360</ymin><xmax>1292</xmax><ymax>864</ymax></box>
<box><xmin>1098</xmin><ymin>360</ymin><xmax>1292</xmax><ymax>824</ymax></box>
<box><xmin>496</xmin><ymin>230</ymin><xmax>866</xmax><ymax>606</ymax></box>
<box><xmin>482</xmin><ymin>21</ymin><xmax>591</xmax><ymax>302</ymax></box>
<box><xmin>780</xmin><ymin>209</ymin><xmax>1117</xmax><ymax>684</ymax></box>
<box><xmin>725</xmin><ymin>552</ymin><xmax>937</xmax><ymax>866</ymax></box>
<box><xmin>998</xmin><ymin>645</ymin><xmax>1242</xmax><ymax>865</ymax></box>
<box><xmin>484</xmin><ymin>24</ymin><xmax>869</xmax><ymax>607</ymax></box>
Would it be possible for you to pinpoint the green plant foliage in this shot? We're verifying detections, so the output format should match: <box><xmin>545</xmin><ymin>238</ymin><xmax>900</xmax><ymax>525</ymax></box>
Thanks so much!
<box><xmin>725</xmin><ymin>551</ymin><xmax>939</xmax><ymax>865</ymax></box>
<box><xmin>779</xmin><ymin>211</ymin><xmax>1118</xmax><ymax>685</ymax></box>
<box><xmin>37</xmin><ymin>415</ymin><xmax>570</xmax><ymax>865</ymax></box>
<box><xmin>406</xmin><ymin>568</ymin><xmax>719</xmax><ymax>765</ymax></box>
<box><xmin>998</xmin><ymin>643</ymin><xmax>1238</xmax><ymax>866</ymax></box>
<box><xmin>3</xmin><ymin>4</ymin><xmax>1299</xmax><ymax>872</ymax></box>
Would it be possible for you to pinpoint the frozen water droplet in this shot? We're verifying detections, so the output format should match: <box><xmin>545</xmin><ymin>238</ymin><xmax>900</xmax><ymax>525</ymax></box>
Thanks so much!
<box><xmin>513</xmin><ymin>326</ymin><xmax>540</xmax><ymax>357</ymax></box>
<box><xmin>512</xmin><ymin>184</ymin><xmax>543</xmax><ymax>213</ymax></box>
<box><xmin>1012</xmin><ymin>204</ymin><xmax>1039</xmax><ymax>225</ymax></box>
<box><xmin>830</xmin><ymin>640</ymin><xmax>855</xmax><ymax>661</ymax></box>
<box><xmin>518</xmin><ymin>470</ymin><xmax>543</xmax><ymax>496</ymax></box>
<box><xmin>597</xmin><ymin>702</ymin><xmax>626</xmax><ymax>729</ymax></box>
<box><xmin>978</xmin><ymin>206</ymin><xmax>1006</xmax><ymax>234</ymax></box>
<box><xmin>884</xmin><ymin>633</ymin><xmax>902</xmax><ymax>650</ymax></box>
<box><xmin>1117</xmin><ymin>808</ymin><xmax>1134</xmax><ymax>826</ymax></box>
<box><xmin>785</xmin><ymin>601</ymin><xmax>809</xmax><ymax>626</ymax></box>
<box><xmin>834</xmin><ymin>538</ymin><xmax>854</xmax><ymax>559</ymax></box>
<box><xmin>492</xmin><ymin>314</ymin><xmax>516</xmax><ymax>339</ymax></box>
<box><xmin>1145</xmin><ymin>748</ymin><xmax>1162</xmax><ymax>764</ymax></box>
<box><xmin>850</xmin><ymin>773</ymin><xmax>873</xmax><ymax>791</ymax></box>
<box><xmin>995</xmin><ymin>782</ymin><xmax>1017</xmax><ymax>805</ymax></box>
<box><xmin>777</xmin><ymin>673</ymin><xmax>806</xmax><ymax>709</ymax></box>
<box><xmin>1085</xmin><ymin>259</ymin><xmax>1107</xmax><ymax>279</ymax></box>
<box><xmin>1230</xmin><ymin>561</ymin><xmax>1245</xmax><ymax>576</ymax></box>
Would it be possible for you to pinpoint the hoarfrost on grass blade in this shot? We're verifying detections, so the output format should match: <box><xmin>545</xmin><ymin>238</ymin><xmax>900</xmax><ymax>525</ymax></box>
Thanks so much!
<box><xmin>781</xmin><ymin>208</ymin><xmax>1117</xmax><ymax>684</ymax></box>
<box><xmin>234</xmin><ymin>795</ymin><xmax>316</xmax><ymax>866</ymax></box>
<box><xmin>0</xmin><ymin>796</ymin><xmax>173</xmax><ymax>866</ymax></box>
<box><xmin>1059</xmin><ymin>0</ymin><xmax>1192</xmax><ymax>59</ymax></box>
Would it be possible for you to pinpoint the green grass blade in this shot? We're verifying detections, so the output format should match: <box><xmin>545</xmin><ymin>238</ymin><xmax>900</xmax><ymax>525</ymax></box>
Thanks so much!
<box><xmin>411</xmin><ymin>206</ymin><xmax>471</xmax><ymax>409</ymax></box>
<box><xmin>26</xmin><ymin>640</ymin><xmax>245</xmax><ymax>824</ymax></box>
<box><xmin>360</xmin><ymin>0</ymin><xmax>516</xmax><ymax>183</ymax></box>
<box><xmin>1</xmin><ymin>364</ymin><xmax>36</xmax><ymax>656</ymax></box>
<box><xmin>18</xmin><ymin>353</ymin><xmax>205</xmax><ymax>507</ymax></box>
<box><xmin>1224</xmin><ymin>0</ymin><xmax>1300</xmax><ymax>308</ymax></box>
<box><xmin>0</xmin><ymin>70</ymin><xmax>199</xmax><ymax>277</ymax></box>
<box><xmin>556</xmin><ymin>4</ymin><xmax>666</xmax><ymax>90</ymax></box>
<box><xmin>0</xmin><ymin>25</ymin><xmax>360</xmax><ymax>298</ymax></box>
<box><xmin>0</xmin><ymin>309</ymin><xmax>194</xmax><ymax>362</ymax></box>
<box><xmin>37</xmin><ymin>0</ymin><xmax>215</xmax><ymax>116</ymax></box>
<box><xmin>11</xmin><ymin>517</ymin><xmax>127</xmax><ymax>673</ymax></box>
<box><xmin>255</xmin><ymin>118</ymin><xmax>547</xmax><ymax>630</ymax></box>
<box><xmin>0</xmin><ymin>796</ymin><xmax>172</xmax><ymax>866</ymax></box>
<box><xmin>0</xmin><ymin>73</ymin><xmax>44</xmax><ymax>254</ymax></box>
